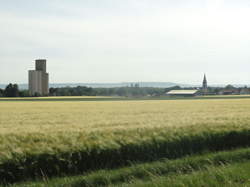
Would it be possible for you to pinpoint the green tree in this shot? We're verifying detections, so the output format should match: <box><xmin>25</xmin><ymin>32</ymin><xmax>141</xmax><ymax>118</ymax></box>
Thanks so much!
<box><xmin>4</xmin><ymin>83</ymin><xmax>19</xmax><ymax>97</ymax></box>
<box><xmin>0</xmin><ymin>88</ymin><xmax>3</xmax><ymax>97</ymax></box>
<box><xmin>19</xmin><ymin>90</ymin><xmax>30</xmax><ymax>97</ymax></box>
<box><xmin>225</xmin><ymin>84</ymin><xmax>235</xmax><ymax>89</ymax></box>
<box><xmin>49</xmin><ymin>87</ymin><xmax>58</xmax><ymax>96</ymax></box>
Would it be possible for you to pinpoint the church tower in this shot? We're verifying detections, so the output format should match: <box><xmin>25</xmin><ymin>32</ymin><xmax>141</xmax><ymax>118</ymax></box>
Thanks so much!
<box><xmin>202</xmin><ymin>74</ymin><xmax>208</xmax><ymax>94</ymax></box>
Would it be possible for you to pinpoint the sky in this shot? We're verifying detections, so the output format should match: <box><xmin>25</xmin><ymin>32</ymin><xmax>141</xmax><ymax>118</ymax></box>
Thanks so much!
<box><xmin>0</xmin><ymin>0</ymin><xmax>250</xmax><ymax>85</ymax></box>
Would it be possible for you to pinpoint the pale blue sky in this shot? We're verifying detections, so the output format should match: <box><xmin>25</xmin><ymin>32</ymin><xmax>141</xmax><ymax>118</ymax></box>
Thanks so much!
<box><xmin>1</xmin><ymin>0</ymin><xmax>250</xmax><ymax>84</ymax></box>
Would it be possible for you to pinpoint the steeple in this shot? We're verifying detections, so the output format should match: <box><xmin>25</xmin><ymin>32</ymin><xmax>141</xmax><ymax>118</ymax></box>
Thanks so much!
<box><xmin>202</xmin><ymin>74</ymin><xmax>208</xmax><ymax>93</ymax></box>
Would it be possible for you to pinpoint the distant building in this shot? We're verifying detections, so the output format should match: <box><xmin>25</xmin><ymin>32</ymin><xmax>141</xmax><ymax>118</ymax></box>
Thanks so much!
<box><xmin>202</xmin><ymin>74</ymin><xmax>208</xmax><ymax>94</ymax></box>
<box><xmin>167</xmin><ymin>90</ymin><xmax>199</xmax><ymax>97</ymax></box>
<box><xmin>219</xmin><ymin>85</ymin><xmax>240</xmax><ymax>95</ymax></box>
<box><xmin>240</xmin><ymin>87</ymin><xmax>250</xmax><ymax>95</ymax></box>
<box><xmin>219</xmin><ymin>90</ymin><xmax>239</xmax><ymax>95</ymax></box>
<box><xmin>29</xmin><ymin>59</ymin><xmax>49</xmax><ymax>96</ymax></box>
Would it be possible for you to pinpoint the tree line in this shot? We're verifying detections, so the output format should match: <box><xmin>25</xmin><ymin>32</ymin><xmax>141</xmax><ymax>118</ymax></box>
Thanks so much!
<box><xmin>1</xmin><ymin>83</ymin><xmax>250</xmax><ymax>97</ymax></box>
<box><xmin>49</xmin><ymin>86</ymin><xmax>167</xmax><ymax>97</ymax></box>
<box><xmin>0</xmin><ymin>83</ymin><xmax>173</xmax><ymax>97</ymax></box>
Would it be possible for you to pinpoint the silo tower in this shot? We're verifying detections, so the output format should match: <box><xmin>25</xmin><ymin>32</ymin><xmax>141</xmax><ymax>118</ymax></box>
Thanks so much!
<box><xmin>28</xmin><ymin>59</ymin><xmax>49</xmax><ymax>96</ymax></box>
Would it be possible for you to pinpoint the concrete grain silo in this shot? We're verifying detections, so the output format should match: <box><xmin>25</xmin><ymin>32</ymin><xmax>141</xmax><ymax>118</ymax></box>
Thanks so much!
<box><xmin>28</xmin><ymin>59</ymin><xmax>49</xmax><ymax>96</ymax></box>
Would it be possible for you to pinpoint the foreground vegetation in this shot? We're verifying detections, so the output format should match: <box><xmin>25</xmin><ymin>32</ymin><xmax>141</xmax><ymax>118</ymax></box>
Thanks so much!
<box><xmin>8</xmin><ymin>147</ymin><xmax>250</xmax><ymax>186</ymax></box>
<box><xmin>123</xmin><ymin>161</ymin><xmax>250</xmax><ymax>187</ymax></box>
<box><xmin>1</xmin><ymin>97</ymin><xmax>250</xmax><ymax>185</ymax></box>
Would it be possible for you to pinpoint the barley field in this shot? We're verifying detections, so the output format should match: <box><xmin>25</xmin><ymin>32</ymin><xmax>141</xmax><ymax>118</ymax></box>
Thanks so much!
<box><xmin>1</xmin><ymin>97</ymin><xmax>250</xmax><ymax>186</ymax></box>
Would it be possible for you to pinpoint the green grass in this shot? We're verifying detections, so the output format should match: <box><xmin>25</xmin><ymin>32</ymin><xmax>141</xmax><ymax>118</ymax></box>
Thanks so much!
<box><xmin>6</xmin><ymin>147</ymin><xmax>250</xmax><ymax>187</ymax></box>
<box><xmin>119</xmin><ymin>161</ymin><xmax>250</xmax><ymax>187</ymax></box>
<box><xmin>2</xmin><ymin>128</ymin><xmax>250</xmax><ymax>184</ymax></box>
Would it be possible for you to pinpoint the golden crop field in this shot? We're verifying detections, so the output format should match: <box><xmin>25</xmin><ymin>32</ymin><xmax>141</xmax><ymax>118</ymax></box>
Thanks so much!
<box><xmin>1</xmin><ymin>99</ymin><xmax>250</xmax><ymax>154</ymax></box>
<box><xmin>1</xmin><ymin>97</ymin><xmax>250</xmax><ymax>184</ymax></box>
<box><xmin>1</xmin><ymin>99</ymin><xmax>250</xmax><ymax>135</ymax></box>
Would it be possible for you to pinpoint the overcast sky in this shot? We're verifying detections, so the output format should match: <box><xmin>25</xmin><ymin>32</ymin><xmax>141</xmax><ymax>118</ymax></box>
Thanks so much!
<box><xmin>1</xmin><ymin>0</ymin><xmax>250</xmax><ymax>84</ymax></box>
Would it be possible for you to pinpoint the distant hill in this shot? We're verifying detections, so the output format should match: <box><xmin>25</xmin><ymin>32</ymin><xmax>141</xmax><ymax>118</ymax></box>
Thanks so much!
<box><xmin>0</xmin><ymin>82</ymin><xmax>192</xmax><ymax>90</ymax></box>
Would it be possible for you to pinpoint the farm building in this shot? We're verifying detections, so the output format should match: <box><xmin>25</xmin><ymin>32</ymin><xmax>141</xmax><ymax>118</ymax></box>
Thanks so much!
<box><xmin>167</xmin><ymin>90</ymin><xmax>199</xmax><ymax>97</ymax></box>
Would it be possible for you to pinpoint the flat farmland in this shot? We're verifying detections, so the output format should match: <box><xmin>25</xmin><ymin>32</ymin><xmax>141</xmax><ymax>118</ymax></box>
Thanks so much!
<box><xmin>2</xmin><ymin>98</ymin><xmax>250</xmax><ymax>135</ymax></box>
<box><xmin>1</xmin><ymin>97</ymin><xmax>250</xmax><ymax>186</ymax></box>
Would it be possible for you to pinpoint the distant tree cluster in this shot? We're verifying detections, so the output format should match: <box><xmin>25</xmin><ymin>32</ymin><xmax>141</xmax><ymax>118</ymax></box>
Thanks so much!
<box><xmin>0</xmin><ymin>83</ymin><xmax>30</xmax><ymax>97</ymax></box>
<box><xmin>205</xmin><ymin>85</ymin><xmax>250</xmax><ymax>95</ymax></box>
<box><xmin>49</xmin><ymin>86</ymin><xmax>94</xmax><ymax>96</ymax></box>
<box><xmin>95</xmin><ymin>87</ymin><xmax>166</xmax><ymax>97</ymax></box>
<box><xmin>49</xmin><ymin>86</ymin><xmax>167</xmax><ymax>97</ymax></box>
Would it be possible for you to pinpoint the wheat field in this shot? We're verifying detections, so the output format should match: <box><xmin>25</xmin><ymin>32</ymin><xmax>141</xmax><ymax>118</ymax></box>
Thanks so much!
<box><xmin>1</xmin><ymin>97</ymin><xmax>250</xmax><ymax>185</ymax></box>
<box><xmin>1</xmin><ymin>99</ymin><xmax>250</xmax><ymax>134</ymax></box>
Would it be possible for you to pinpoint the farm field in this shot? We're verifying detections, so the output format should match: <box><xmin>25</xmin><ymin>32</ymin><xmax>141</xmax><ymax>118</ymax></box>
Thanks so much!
<box><xmin>1</xmin><ymin>96</ymin><xmax>250</xmax><ymax>186</ymax></box>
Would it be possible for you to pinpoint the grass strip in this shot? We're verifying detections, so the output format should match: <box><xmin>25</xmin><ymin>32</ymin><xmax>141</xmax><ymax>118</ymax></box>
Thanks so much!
<box><xmin>118</xmin><ymin>161</ymin><xmax>250</xmax><ymax>187</ymax></box>
<box><xmin>1</xmin><ymin>129</ymin><xmax>250</xmax><ymax>185</ymax></box>
<box><xmin>7</xmin><ymin>147</ymin><xmax>250</xmax><ymax>187</ymax></box>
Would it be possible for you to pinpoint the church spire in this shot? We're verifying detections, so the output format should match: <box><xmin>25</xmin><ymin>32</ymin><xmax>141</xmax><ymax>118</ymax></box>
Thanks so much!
<box><xmin>202</xmin><ymin>74</ymin><xmax>208</xmax><ymax>94</ymax></box>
